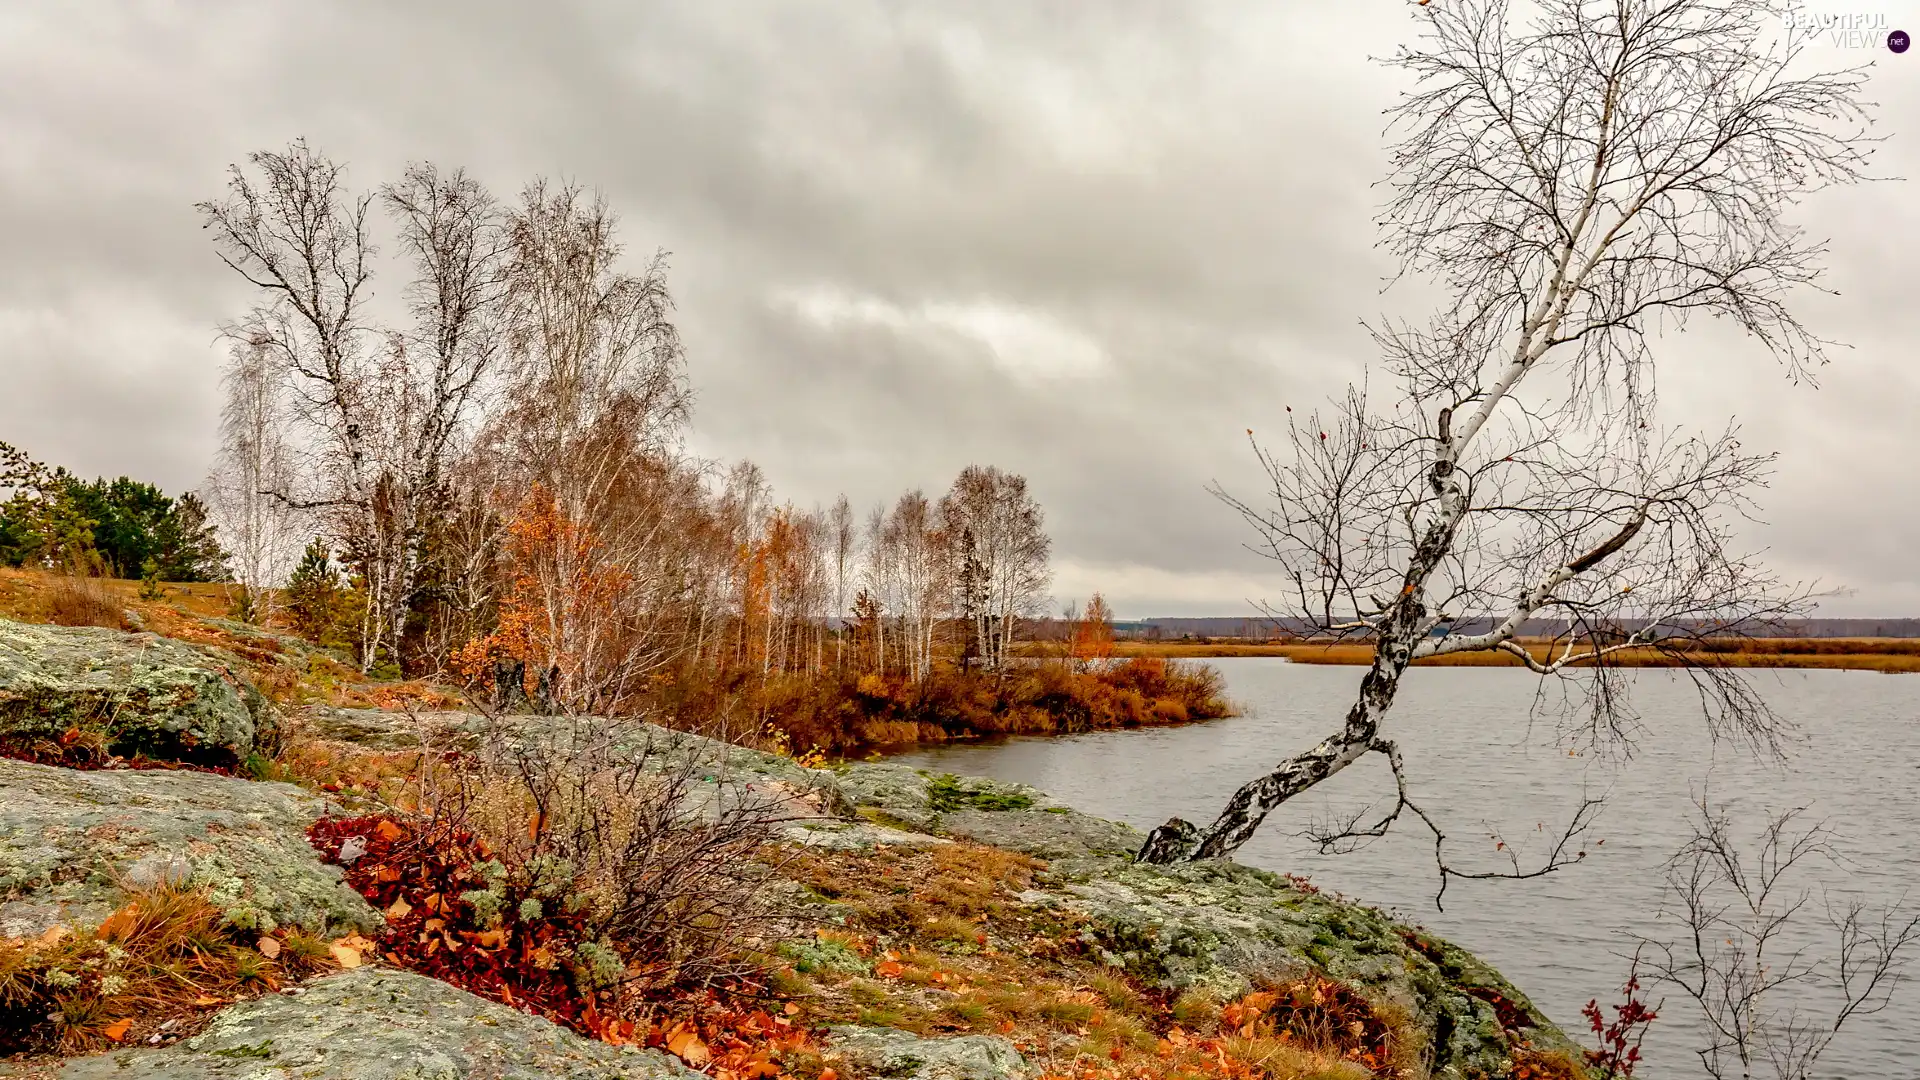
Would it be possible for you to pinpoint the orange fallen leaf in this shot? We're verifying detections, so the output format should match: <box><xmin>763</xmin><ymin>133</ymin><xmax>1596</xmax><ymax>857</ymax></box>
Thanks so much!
<box><xmin>668</xmin><ymin>1031</ymin><xmax>712</xmax><ymax>1066</ymax></box>
<box><xmin>257</xmin><ymin>937</ymin><xmax>281</xmax><ymax>959</ymax></box>
<box><xmin>329</xmin><ymin>941</ymin><xmax>362</xmax><ymax>968</ymax></box>
<box><xmin>191</xmin><ymin>995</ymin><xmax>225</xmax><ymax>1007</ymax></box>
<box><xmin>784</xmin><ymin>1002</ymin><xmax>800</xmax><ymax>1016</ymax></box>
<box><xmin>102</xmin><ymin>1019</ymin><xmax>131</xmax><ymax>1042</ymax></box>
<box><xmin>374</xmin><ymin>819</ymin><xmax>404</xmax><ymax>842</ymax></box>
<box><xmin>875</xmin><ymin>961</ymin><xmax>904</xmax><ymax>978</ymax></box>
<box><xmin>385</xmin><ymin>897</ymin><xmax>413</xmax><ymax>920</ymax></box>
<box><xmin>819</xmin><ymin>1070</ymin><xmax>839</xmax><ymax>1080</ymax></box>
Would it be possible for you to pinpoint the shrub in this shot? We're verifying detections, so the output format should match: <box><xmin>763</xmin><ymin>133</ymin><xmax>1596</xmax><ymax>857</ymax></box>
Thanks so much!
<box><xmin>309</xmin><ymin>718</ymin><xmax>794</xmax><ymax>1038</ymax></box>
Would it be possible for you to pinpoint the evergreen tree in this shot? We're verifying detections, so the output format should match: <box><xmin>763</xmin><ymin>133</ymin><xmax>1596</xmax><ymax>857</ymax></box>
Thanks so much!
<box><xmin>286</xmin><ymin>539</ymin><xmax>344</xmax><ymax>643</ymax></box>
<box><xmin>151</xmin><ymin>492</ymin><xmax>226</xmax><ymax>582</ymax></box>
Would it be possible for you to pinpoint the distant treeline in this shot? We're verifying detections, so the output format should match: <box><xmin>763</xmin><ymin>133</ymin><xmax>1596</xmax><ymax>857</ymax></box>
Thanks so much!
<box><xmin>1091</xmin><ymin>616</ymin><xmax>1920</xmax><ymax>641</ymax></box>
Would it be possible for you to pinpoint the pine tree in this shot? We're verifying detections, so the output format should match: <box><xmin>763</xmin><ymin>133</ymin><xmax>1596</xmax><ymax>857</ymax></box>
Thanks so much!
<box><xmin>286</xmin><ymin>540</ymin><xmax>344</xmax><ymax>643</ymax></box>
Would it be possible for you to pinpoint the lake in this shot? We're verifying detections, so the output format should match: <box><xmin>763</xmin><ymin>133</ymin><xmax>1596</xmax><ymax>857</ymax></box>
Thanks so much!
<box><xmin>893</xmin><ymin>660</ymin><xmax>1920</xmax><ymax>1078</ymax></box>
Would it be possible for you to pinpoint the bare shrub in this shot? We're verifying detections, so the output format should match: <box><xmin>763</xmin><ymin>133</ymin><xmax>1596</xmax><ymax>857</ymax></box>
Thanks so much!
<box><xmin>414</xmin><ymin>716</ymin><xmax>801</xmax><ymax>1004</ymax></box>
<box><xmin>1640</xmin><ymin>791</ymin><xmax>1920</xmax><ymax>1079</ymax></box>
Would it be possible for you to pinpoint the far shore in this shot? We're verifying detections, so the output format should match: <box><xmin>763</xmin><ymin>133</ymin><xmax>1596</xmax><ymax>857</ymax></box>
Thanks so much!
<box><xmin>1082</xmin><ymin>638</ymin><xmax>1920</xmax><ymax>674</ymax></box>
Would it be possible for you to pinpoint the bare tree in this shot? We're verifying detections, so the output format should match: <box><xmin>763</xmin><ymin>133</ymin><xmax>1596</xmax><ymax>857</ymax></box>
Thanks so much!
<box><xmin>938</xmin><ymin>465</ymin><xmax>1051</xmax><ymax>672</ymax></box>
<box><xmin>203</xmin><ymin>337</ymin><xmax>303</xmax><ymax>622</ymax></box>
<box><xmin>1139</xmin><ymin>0</ymin><xmax>1876</xmax><ymax>867</ymax></box>
<box><xmin>830</xmin><ymin>494</ymin><xmax>857</xmax><ymax>669</ymax></box>
<box><xmin>199</xmin><ymin>144</ymin><xmax>508</xmax><ymax>671</ymax></box>
<box><xmin>1640</xmin><ymin>792</ymin><xmax>1920</xmax><ymax>1079</ymax></box>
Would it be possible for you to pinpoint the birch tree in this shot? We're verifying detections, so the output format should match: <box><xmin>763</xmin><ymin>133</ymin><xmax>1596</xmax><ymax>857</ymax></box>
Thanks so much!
<box><xmin>938</xmin><ymin>465</ymin><xmax>1051</xmax><ymax>670</ymax></box>
<box><xmin>203</xmin><ymin>338</ymin><xmax>302</xmax><ymax>622</ymax></box>
<box><xmin>1139</xmin><ymin>0</ymin><xmax>1876</xmax><ymax>870</ymax></box>
<box><xmin>199</xmin><ymin>144</ymin><xmax>508</xmax><ymax>671</ymax></box>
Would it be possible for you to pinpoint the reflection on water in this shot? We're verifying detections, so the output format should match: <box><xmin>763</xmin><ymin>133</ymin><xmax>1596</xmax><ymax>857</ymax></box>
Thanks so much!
<box><xmin>894</xmin><ymin>660</ymin><xmax>1920</xmax><ymax>1078</ymax></box>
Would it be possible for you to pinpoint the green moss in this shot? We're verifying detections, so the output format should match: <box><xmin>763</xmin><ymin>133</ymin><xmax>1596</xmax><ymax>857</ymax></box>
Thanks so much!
<box><xmin>926</xmin><ymin>774</ymin><xmax>1034</xmax><ymax>813</ymax></box>
<box><xmin>780</xmin><ymin>938</ymin><xmax>872</xmax><ymax>976</ymax></box>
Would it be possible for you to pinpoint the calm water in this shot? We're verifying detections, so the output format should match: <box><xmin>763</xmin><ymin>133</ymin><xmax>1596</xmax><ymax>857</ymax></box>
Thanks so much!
<box><xmin>895</xmin><ymin>660</ymin><xmax>1920</xmax><ymax>1078</ymax></box>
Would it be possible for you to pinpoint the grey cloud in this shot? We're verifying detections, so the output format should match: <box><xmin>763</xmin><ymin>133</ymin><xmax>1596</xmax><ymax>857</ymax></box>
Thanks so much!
<box><xmin>1</xmin><ymin>1</ymin><xmax>1914</xmax><ymax>616</ymax></box>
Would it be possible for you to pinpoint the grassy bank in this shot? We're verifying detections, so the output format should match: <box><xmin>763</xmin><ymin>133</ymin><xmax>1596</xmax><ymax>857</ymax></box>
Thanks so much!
<box><xmin>1093</xmin><ymin>637</ymin><xmax>1920</xmax><ymax>673</ymax></box>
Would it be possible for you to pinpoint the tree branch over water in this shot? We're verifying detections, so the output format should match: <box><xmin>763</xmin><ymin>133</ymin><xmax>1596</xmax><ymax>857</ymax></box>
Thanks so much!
<box><xmin>1139</xmin><ymin>0</ymin><xmax>1879</xmax><ymax>868</ymax></box>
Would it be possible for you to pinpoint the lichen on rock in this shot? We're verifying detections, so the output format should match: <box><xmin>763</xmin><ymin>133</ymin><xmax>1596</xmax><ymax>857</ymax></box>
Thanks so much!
<box><xmin>55</xmin><ymin>967</ymin><xmax>703</xmax><ymax>1080</ymax></box>
<box><xmin>0</xmin><ymin>758</ymin><xmax>378</xmax><ymax>939</ymax></box>
<box><xmin>0</xmin><ymin>617</ymin><xmax>274</xmax><ymax>765</ymax></box>
<box><xmin>826</xmin><ymin>1025</ymin><xmax>1032</xmax><ymax>1080</ymax></box>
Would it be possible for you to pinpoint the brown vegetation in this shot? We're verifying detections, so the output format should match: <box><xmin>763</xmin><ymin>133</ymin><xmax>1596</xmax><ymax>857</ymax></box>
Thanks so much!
<box><xmin>1098</xmin><ymin>638</ymin><xmax>1920</xmax><ymax>674</ymax></box>
<box><xmin>0</xmin><ymin>886</ymin><xmax>340</xmax><ymax>1056</ymax></box>
<box><xmin>776</xmin><ymin>840</ymin><xmax>1433</xmax><ymax>1080</ymax></box>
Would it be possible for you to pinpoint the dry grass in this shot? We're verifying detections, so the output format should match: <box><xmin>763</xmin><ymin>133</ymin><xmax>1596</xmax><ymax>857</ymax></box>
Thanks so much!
<box><xmin>1101</xmin><ymin>637</ymin><xmax>1920</xmax><ymax>673</ymax></box>
<box><xmin>0</xmin><ymin>885</ymin><xmax>335</xmax><ymax>1057</ymax></box>
<box><xmin>41</xmin><ymin>574</ymin><xmax>129</xmax><ymax>632</ymax></box>
<box><xmin>773</xmin><ymin>841</ymin><xmax>1435</xmax><ymax>1080</ymax></box>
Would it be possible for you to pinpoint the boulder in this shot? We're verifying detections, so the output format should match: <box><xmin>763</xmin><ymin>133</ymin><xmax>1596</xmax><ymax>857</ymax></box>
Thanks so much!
<box><xmin>0</xmin><ymin>758</ymin><xmax>379</xmax><ymax>939</ymax></box>
<box><xmin>57</xmin><ymin>967</ymin><xmax>701</xmax><ymax>1080</ymax></box>
<box><xmin>835</xmin><ymin>760</ymin><xmax>1577</xmax><ymax>1080</ymax></box>
<box><xmin>0</xmin><ymin>618</ymin><xmax>273</xmax><ymax>765</ymax></box>
<box><xmin>826</xmin><ymin>1026</ymin><xmax>1031</xmax><ymax>1080</ymax></box>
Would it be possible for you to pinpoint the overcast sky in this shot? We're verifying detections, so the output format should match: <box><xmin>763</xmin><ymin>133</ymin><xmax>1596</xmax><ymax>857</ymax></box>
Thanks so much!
<box><xmin>3</xmin><ymin>1</ymin><xmax>1916</xmax><ymax>617</ymax></box>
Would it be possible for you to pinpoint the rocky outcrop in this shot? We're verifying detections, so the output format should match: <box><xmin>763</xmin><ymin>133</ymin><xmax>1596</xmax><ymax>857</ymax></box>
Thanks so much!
<box><xmin>833</xmin><ymin>760</ymin><xmax>1578</xmax><ymax>1080</ymax></box>
<box><xmin>0</xmin><ymin>758</ymin><xmax>379</xmax><ymax>939</ymax></box>
<box><xmin>0</xmin><ymin>618</ymin><xmax>273</xmax><ymax>765</ymax></box>
<box><xmin>825</xmin><ymin>1026</ymin><xmax>1031</xmax><ymax>1080</ymax></box>
<box><xmin>297</xmin><ymin>706</ymin><xmax>859</xmax><ymax>822</ymax></box>
<box><xmin>56</xmin><ymin>967</ymin><xmax>700</xmax><ymax>1080</ymax></box>
<box><xmin>834</xmin><ymin>763</ymin><xmax>1144</xmax><ymax>859</ymax></box>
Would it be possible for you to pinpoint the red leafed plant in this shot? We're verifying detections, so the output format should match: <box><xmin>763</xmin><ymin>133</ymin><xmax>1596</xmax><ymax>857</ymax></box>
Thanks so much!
<box><xmin>1582</xmin><ymin>970</ymin><xmax>1657</xmax><ymax>1079</ymax></box>
<box><xmin>308</xmin><ymin>813</ymin><xmax>595</xmax><ymax>1026</ymax></box>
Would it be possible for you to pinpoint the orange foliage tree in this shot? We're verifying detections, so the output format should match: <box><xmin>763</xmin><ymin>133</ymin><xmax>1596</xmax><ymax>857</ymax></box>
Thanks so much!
<box><xmin>1070</xmin><ymin>593</ymin><xmax>1116</xmax><ymax>671</ymax></box>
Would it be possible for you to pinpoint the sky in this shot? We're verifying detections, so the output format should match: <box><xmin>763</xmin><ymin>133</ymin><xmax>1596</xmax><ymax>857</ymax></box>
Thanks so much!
<box><xmin>2</xmin><ymin>1</ymin><xmax>1917</xmax><ymax>618</ymax></box>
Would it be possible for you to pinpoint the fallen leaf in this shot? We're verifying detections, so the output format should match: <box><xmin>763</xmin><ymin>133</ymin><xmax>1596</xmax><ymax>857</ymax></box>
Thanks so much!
<box><xmin>373</xmin><ymin>819</ymin><xmax>404</xmax><ymax>842</ymax></box>
<box><xmin>102</xmin><ymin>1019</ymin><xmax>131</xmax><ymax>1042</ymax></box>
<box><xmin>329</xmin><ymin>941</ymin><xmax>362</xmax><ymax>969</ymax></box>
<box><xmin>190</xmin><ymin>996</ymin><xmax>224</xmax><ymax>1007</ymax></box>
<box><xmin>784</xmin><ymin>1002</ymin><xmax>800</xmax><ymax>1016</ymax></box>
<box><xmin>819</xmin><ymin>1070</ymin><xmax>839</xmax><ymax>1080</ymax></box>
<box><xmin>474</xmin><ymin>929</ymin><xmax>506</xmax><ymax>949</ymax></box>
<box><xmin>668</xmin><ymin>1031</ymin><xmax>712</xmax><ymax>1066</ymax></box>
<box><xmin>38</xmin><ymin>924</ymin><xmax>69</xmax><ymax>946</ymax></box>
<box><xmin>257</xmin><ymin>937</ymin><xmax>281</xmax><ymax>959</ymax></box>
<box><xmin>385</xmin><ymin>897</ymin><xmax>413</xmax><ymax>919</ymax></box>
<box><xmin>875</xmin><ymin>960</ymin><xmax>904</xmax><ymax>978</ymax></box>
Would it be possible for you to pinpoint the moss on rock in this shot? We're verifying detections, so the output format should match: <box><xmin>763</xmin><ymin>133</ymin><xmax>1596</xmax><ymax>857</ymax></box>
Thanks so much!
<box><xmin>0</xmin><ymin>618</ymin><xmax>273</xmax><ymax>765</ymax></box>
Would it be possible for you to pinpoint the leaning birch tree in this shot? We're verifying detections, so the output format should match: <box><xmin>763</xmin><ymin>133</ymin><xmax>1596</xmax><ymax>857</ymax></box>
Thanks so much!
<box><xmin>1139</xmin><ymin>0</ymin><xmax>1876</xmax><ymax>873</ymax></box>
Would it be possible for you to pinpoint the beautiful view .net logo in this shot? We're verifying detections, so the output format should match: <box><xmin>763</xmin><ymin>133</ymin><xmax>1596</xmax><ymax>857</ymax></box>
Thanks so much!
<box><xmin>1782</xmin><ymin>9</ymin><xmax>1912</xmax><ymax>50</ymax></box>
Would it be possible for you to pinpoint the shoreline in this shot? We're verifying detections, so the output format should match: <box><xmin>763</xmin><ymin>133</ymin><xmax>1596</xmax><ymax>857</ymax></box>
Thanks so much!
<box><xmin>1090</xmin><ymin>638</ymin><xmax>1920</xmax><ymax>673</ymax></box>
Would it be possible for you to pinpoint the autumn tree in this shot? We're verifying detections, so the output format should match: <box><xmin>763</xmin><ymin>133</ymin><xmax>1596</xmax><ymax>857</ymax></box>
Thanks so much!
<box><xmin>1070</xmin><ymin>593</ymin><xmax>1116</xmax><ymax>671</ymax></box>
<box><xmin>199</xmin><ymin>144</ymin><xmax>508</xmax><ymax>671</ymax></box>
<box><xmin>1140</xmin><ymin>0</ymin><xmax>1876</xmax><ymax>870</ymax></box>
